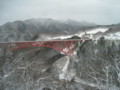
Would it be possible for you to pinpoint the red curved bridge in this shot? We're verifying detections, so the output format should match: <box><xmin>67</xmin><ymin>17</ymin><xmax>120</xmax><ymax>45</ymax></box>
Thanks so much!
<box><xmin>0</xmin><ymin>39</ymin><xmax>85</xmax><ymax>55</ymax></box>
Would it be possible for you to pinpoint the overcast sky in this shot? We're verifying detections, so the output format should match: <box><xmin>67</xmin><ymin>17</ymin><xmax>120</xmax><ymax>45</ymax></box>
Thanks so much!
<box><xmin>0</xmin><ymin>0</ymin><xmax>120</xmax><ymax>25</ymax></box>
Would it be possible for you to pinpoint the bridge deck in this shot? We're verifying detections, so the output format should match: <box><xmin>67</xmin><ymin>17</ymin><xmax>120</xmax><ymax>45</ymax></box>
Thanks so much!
<box><xmin>0</xmin><ymin>39</ymin><xmax>90</xmax><ymax>44</ymax></box>
<box><xmin>0</xmin><ymin>39</ymin><xmax>91</xmax><ymax>55</ymax></box>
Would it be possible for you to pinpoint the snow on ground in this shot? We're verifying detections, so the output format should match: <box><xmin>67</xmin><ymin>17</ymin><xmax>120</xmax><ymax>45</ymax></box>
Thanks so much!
<box><xmin>59</xmin><ymin>56</ymin><xmax>76</xmax><ymax>81</ymax></box>
<box><xmin>75</xmin><ymin>32</ymin><xmax>85</xmax><ymax>37</ymax></box>
<box><xmin>36</xmin><ymin>28</ymin><xmax>110</xmax><ymax>41</ymax></box>
<box><xmin>105</xmin><ymin>32</ymin><xmax>120</xmax><ymax>40</ymax></box>
<box><xmin>47</xmin><ymin>35</ymin><xmax>73</xmax><ymax>40</ymax></box>
<box><xmin>35</xmin><ymin>35</ymin><xmax>74</xmax><ymax>41</ymax></box>
<box><xmin>59</xmin><ymin>56</ymin><xmax>70</xmax><ymax>80</ymax></box>
<box><xmin>75</xmin><ymin>28</ymin><xmax>109</xmax><ymax>39</ymax></box>
<box><xmin>87</xmin><ymin>28</ymin><xmax>108</xmax><ymax>34</ymax></box>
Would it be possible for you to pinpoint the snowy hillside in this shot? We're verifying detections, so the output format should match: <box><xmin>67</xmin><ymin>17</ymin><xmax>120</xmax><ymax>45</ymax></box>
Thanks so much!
<box><xmin>0</xmin><ymin>18</ymin><xmax>120</xmax><ymax>90</ymax></box>
<box><xmin>0</xmin><ymin>37</ymin><xmax>120</xmax><ymax>90</ymax></box>
<box><xmin>35</xmin><ymin>27</ymin><xmax>120</xmax><ymax>41</ymax></box>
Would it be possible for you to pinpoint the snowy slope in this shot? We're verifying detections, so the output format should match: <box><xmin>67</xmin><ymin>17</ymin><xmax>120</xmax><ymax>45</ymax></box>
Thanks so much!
<box><xmin>35</xmin><ymin>28</ymin><xmax>109</xmax><ymax>40</ymax></box>
<box><xmin>105</xmin><ymin>32</ymin><xmax>120</xmax><ymax>40</ymax></box>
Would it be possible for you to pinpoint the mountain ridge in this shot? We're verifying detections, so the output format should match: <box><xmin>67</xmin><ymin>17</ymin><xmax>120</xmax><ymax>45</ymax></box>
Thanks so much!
<box><xmin>0</xmin><ymin>18</ymin><xmax>96</xmax><ymax>42</ymax></box>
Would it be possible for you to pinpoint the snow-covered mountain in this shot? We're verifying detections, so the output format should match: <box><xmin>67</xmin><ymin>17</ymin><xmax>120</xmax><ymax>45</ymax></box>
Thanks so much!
<box><xmin>35</xmin><ymin>26</ymin><xmax>120</xmax><ymax>41</ymax></box>
<box><xmin>0</xmin><ymin>18</ymin><xmax>96</xmax><ymax>42</ymax></box>
<box><xmin>1</xmin><ymin>18</ymin><xmax>120</xmax><ymax>42</ymax></box>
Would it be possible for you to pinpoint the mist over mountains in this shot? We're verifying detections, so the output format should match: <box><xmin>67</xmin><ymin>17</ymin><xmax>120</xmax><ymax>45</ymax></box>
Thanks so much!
<box><xmin>0</xmin><ymin>18</ymin><xmax>96</xmax><ymax>42</ymax></box>
<box><xmin>0</xmin><ymin>18</ymin><xmax>120</xmax><ymax>42</ymax></box>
